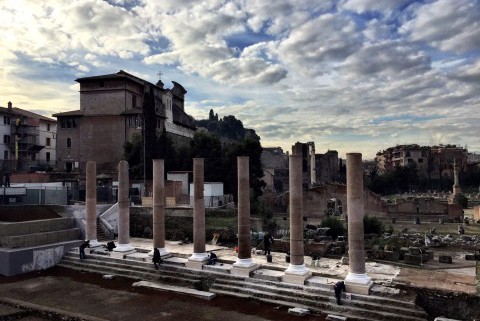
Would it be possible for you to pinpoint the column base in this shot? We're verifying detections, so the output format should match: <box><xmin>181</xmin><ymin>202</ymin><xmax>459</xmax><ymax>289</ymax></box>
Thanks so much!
<box><xmin>147</xmin><ymin>247</ymin><xmax>170</xmax><ymax>257</ymax></box>
<box><xmin>283</xmin><ymin>264</ymin><xmax>312</xmax><ymax>285</ymax></box>
<box><xmin>231</xmin><ymin>258</ymin><xmax>258</xmax><ymax>277</ymax></box>
<box><xmin>87</xmin><ymin>239</ymin><xmax>103</xmax><ymax>248</ymax></box>
<box><xmin>186</xmin><ymin>253</ymin><xmax>209</xmax><ymax>270</ymax></box>
<box><xmin>113</xmin><ymin>243</ymin><xmax>136</xmax><ymax>252</ymax></box>
<box><xmin>345</xmin><ymin>272</ymin><xmax>373</xmax><ymax>295</ymax></box>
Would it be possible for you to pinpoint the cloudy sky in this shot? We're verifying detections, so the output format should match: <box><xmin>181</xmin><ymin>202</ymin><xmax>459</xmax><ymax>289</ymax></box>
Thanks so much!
<box><xmin>1</xmin><ymin>0</ymin><xmax>479</xmax><ymax>159</ymax></box>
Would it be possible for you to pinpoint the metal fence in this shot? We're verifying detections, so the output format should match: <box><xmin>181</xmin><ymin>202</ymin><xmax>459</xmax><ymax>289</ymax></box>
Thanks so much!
<box><xmin>1</xmin><ymin>186</ymin><xmax>67</xmax><ymax>205</ymax></box>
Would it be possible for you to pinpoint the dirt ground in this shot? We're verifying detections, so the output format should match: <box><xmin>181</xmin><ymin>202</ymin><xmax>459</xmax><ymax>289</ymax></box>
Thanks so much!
<box><xmin>0</xmin><ymin>267</ymin><xmax>327</xmax><ymax>321</ymax></box>
<box><xmin>0</xmin><ymin>206</ymin><xmax>61</xmax><ymax>222</ymax></box>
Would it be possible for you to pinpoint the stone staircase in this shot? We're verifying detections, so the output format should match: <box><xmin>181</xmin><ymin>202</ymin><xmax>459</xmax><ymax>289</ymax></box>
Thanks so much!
<box><xmin>58</xmin><ymin>250</ymin><xmax>428</xmax><ymax>321</ymax></box>
<box><xmin>0</xmin><ymin>217</ymin><xmax>83</xmax><ymax>276</ymax></box>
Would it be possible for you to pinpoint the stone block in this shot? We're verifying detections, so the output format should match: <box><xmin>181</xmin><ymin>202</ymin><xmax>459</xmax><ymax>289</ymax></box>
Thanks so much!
<box><xmin>384</xmin><ymin>250</ymin><xmax>399</xmax><ymax>261</ymax></box>
<box><xmin>439</xmin><ymin>255</ymin><xmax>452</xmax><ymax>264</ymax></box>
<box><xmin>288</xmin><ymin>308</ymin><xmax>310</xmax><ymax>316</ymax></box>
<box><xmin>326</xmin><ymin>315</ymin><xmax>347</xmax><ymax>321</ymax></box>
<box><xmin>36</xmin><ymin>233</ymin><xmax>48</xmax><ymax>245</ymax></box>
<box><xmin>408</xmin><ymin>247</ymin><xmax>421</xmax><ymax>255</ymax></box>
<box><xmin>404</xmin><ymin>254</ymin><xmax>422</xmax><ymax>265</ymax></box>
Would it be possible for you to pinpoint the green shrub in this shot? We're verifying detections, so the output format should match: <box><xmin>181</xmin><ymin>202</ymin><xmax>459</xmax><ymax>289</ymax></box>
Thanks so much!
<box><xmin>454</xmin><ymin>193</ymin><xmax>468</xmax><ymax>209</ymax></box>
<box><xmin>363</xmin><ymin>215</ymin><xmax>384</xmax><ymax>235</ymax></box>
<box><xmin>320</xmin><ymin>217</ymin><xmax>346</xmax><ymax>240</ymax></box>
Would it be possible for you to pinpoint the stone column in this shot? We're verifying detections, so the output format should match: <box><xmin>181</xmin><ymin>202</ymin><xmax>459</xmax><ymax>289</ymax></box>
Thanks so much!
<box><xmin>85</xmin><ymin>161</ymin><xmax>101</xmax><ymax>247</ymax></box>
<box><xmin>114</xmin><ymin>160</ymin><xmax>135</xmax><ymax>252</ymax></box>
<box><xmin>344</xmin><ymin>153</ymin><xmax>372</xmax><ymax>294</ymax></box>
<box><xmin>309</xmin><ymin>143</ymin><xmax>316</xmax><ymax>186</ymax></box>
<box><xmin>453</xmin><ymin>158</ymin><xmax>461</xmax><ymax>196</ymax></box>
<box><xmin>232</xmin><ymin>156</ymin><xmax>258</xmax><ymax>276</ymax></box>
<box><xmin>187</xmin><ymin>158</ymin><xmax>208</xmax><ymax>269</ymax></box>
<box><xmin>283</xmin><ymin>154</ymin><xmax>312</xmax><ymax>284</ymax></box>
<box><xmin>152</xmin><ymin>159</ymin><xmax>169</xmax><ymax>256</ymax></box>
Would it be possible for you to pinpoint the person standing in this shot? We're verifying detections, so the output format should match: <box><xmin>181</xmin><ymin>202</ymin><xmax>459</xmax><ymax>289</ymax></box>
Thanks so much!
<box><xmin>152</xmin><ymin>248</ymin><xmax>161</xmax><ymax>269</ymax></box>
<box><xmin>79</xmin><ymin>240</ymin><xmax>90</xmax><ymax>260</ymax></box>
<box><xmin>263</xmin><ymin>232</ymin><xmax>274</xmax><ymax>256</ymax></box>
<box><xmin>334</xmin><ymin>281</ymin><xmax>346</xmax><ymax>305</ymax></box>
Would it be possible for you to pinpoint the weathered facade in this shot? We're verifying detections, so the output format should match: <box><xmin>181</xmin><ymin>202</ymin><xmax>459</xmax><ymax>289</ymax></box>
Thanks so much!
<box><xmin>375</xmin><ymin>144</ymin><xmax>468</xmax><ymax>179</ymax></box>
<box><xmin>54</xmin><ymin>70</ymin><xmax>196</xmax><ymax>175</ymax></box>
<box><xmin>0</xmin><ymin>102</ymin><xmax>57</xmax><ymax>173</ymax></box>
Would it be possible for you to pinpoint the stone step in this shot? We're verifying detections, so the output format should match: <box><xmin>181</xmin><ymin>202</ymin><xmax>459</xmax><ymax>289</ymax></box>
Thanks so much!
<box><xmin>59</xmin><ymin>251</ymin><xmax>427</xmax><ymax>321</ymax></box>
<box><xmin>60</xmin><ymin>255</ymin><xmax>202</xmax><ymax>284</ymax></box>
<box><xmin>202</xmin><ymin>263</ymin><xmax>233</xmax><ymax>274</ymax></box>
<box><xmin>58</xmin><ymin>260</ymin><xmax>200</xmax><ymax>287</ymax></box>
<box><xmin>213</xmin><ymin>274</ymin><xmax>419</xmax><ymax>311</ymax></box>
<box><xmin>209</xmin><ymin>282</ymin><xmax>426</xmax><ymax>321</ymax></box>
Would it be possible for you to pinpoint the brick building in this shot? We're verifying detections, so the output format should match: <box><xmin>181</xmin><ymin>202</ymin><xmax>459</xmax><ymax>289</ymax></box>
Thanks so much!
<box><xmin>53</xmin><ymin>70</ymin><xmax>196</xmax><ymax>175</ymax></box>
<box><xmin>0</xmin><ymin>102</ymin><xmax>56</xmax><ymax>173</ymax></box>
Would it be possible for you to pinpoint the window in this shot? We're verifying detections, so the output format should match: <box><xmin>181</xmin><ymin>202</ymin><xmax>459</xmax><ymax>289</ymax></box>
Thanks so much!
<box><xmin>132</xmin><ymin>95</ymin><xmax>137</xmax><ymax>108</ymax></box>
<box><xmin>418</xmin><ymin>159</ymin><xmax>424</xmax><ymax>163</ymax></box>
<box><xmin>405</xmin><ymin>151</ymin><xmax>411</xmax><ymax>157</ymax></box>
<box><xmin>100</xmin><ymin>81</ymin><xmax>105</xmax><ymax>87</ymax></box>
<box><xmin>3</xmin><ymin>135</ymin><xmax>10</xmax><ymax>144</ymax></box>
<box><xmin>46</xmin><ymin>152</ymin><xmax>50</xmax><ymax>162</ymax></box>
<box><xmin>67</xmin><ymin>138</ymin><xmax>72</xmax><ymax>148</ymax></box>
<box><xmin>47</xmin><ymin>123</ymin><xmax>50</xmax><ymax>131</ymax></box>
<box><xmin>128</xmin><ymin>115</ymin><xmax>141</xmax><ymax>128</ymax></box>
<box><xmin>3</xmin><ymin>151</ymin><xmax>8</xmax><ymax>160</ymax></box>
<box><xmin>46</xmin><ymin>137</ymin><xmax>51</xmax><ymax>146</ymax></box>
<box><xmin>407</xmin><ymin>158</ymin><xmax>414</xmax><ymax>164</ymax></box>
<box><xmin>4</xmin><ymin>116</ymin><xmax>10</xmax><ymax>125</ymax></box>
<box><xmin>60</xmin><ymin>117</ymin><xmax>77</xmax><ymax>128</ymax></box>
<box><xmin>31</xmin><ymin>153</ymin><xmax>36</xmax><ymax>161</ymax></box>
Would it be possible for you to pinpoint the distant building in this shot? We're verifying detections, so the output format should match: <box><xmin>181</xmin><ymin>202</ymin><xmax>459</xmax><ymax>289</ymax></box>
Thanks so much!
<box><xmin>53</xmin><ymin>70</ymin><xmax>196</xmax><ymax>175</ymax></box>
<box><xmin>261</xmin><ymin>143</ymin><xmax>339</xmax><ymax>192</ymax></box>
<box><xmin>261</xmin><ymin>147</ymin><xmax>288</xmax><ymax>192</ymax></box>
<box><xmin>375</xmin><ymin>144</ymin><xmax>468</xmax><ymax>179</ymax></box>
<box><xmin>0</xmin><ymin>101</ymin><xmax>56</xmax><ymax>173</ymax></box>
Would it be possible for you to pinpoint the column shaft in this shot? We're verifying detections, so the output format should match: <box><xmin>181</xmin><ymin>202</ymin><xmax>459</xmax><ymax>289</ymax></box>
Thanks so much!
<box><xmin>346</xmin><ymin>153</ymin><xmax>366</xmax><ymax>275</ymax></box>
<box><xmin>193</xmin><ymin>158</ymin><xmax>205</xmax><ymax>254</ymax></box>
<box><xmin>85</xmin><ymin>161</ymin><xmax>97</xmax><ymax>241</ymax></box>
<box><xmin>153</xmin><ymin>159</ymin><xmax>165</xmax><ymax>249</ymax></box>
<box><xmin>118</xmin><ymin>160</ymin><xmax>130</xmax><ymax>246</ymax></box>
<box><xmin>289</xmin><ymin>154</ymin><xmax>304</xmax><ymax>266</ymax></box>
<box><xmin>237</xmin><ymin>156</ymin><xmax>251</xmax><ymax>260</ymax></box>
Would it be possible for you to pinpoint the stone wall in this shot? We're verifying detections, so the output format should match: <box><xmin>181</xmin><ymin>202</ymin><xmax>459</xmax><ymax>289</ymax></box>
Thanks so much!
<box><xmin>130</xmin><ymin>207</ymin><xmax>239</xmax><ymax>243</ymax></box>
<box><xmin>303</xmin><ymin>183</ymin><xmax>387</xmax><ymax>219</ymax></box>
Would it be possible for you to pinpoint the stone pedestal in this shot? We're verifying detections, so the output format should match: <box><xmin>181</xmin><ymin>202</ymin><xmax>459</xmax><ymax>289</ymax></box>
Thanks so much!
<box><xmin>114</xmin><ymin>160</ymin><xmax>135</xmax><ymax>252</ymax></box>
<box><xmin>283</xmin><ymin>264</ymin><xmax>312</xmax><ymax>285</ymax></box>
<box><xmin>231</xmin><ymin>258</ymin><xmax>258</xmax><ymax>277</ymax></box>
<box><xmin>187</xmin><ymin>158</ymin><xmax>207</xmax><ymax>269</ymax></box>
<box><xmin>344</xmin><ymin>153</ymin><xmax>372</xmax><ymax>294</ymax></box>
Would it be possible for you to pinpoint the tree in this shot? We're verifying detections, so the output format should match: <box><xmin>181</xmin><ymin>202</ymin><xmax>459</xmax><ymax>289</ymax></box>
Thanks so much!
<box><xmin>123</xmin><ymin>134</ymin><xmax>143</xmax><ymax>180</ymax></box>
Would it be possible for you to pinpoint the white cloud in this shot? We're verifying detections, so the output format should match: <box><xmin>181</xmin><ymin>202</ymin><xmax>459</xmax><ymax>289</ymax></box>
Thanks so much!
<box><xmin>400</xmin><ymin>0</ymin><xmax>480</xmax><ymax>53</ymax></box>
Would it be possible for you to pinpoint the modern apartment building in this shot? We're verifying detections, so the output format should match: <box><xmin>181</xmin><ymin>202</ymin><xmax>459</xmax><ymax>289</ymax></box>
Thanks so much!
<box><xmin>0</xmin><ymin>102</ymin><xmax>56</xmax><ymax>173</ymax></box>
<box><xmin>53</xmin><ymin>70</ymin><xmax>196</xmax><ymax>175</ymax></box>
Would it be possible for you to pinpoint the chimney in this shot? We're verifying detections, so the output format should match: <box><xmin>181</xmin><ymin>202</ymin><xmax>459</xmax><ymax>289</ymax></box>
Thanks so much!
<box><xmin>7</xmin><ymin>101</ymin><xmax>12</xmax><ymax>110</ymax></box>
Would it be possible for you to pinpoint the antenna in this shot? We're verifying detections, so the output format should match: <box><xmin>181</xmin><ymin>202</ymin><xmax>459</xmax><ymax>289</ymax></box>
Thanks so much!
<box><xmin>157</xmin><ymin>70</ymin><xmax>163</xmax><ymax>80</ymax></box>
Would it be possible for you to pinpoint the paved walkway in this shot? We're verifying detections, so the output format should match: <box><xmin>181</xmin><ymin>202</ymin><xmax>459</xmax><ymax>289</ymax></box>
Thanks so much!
<box><xmin>129</xmin><ymin>238</ymin><xmax>478</xmax><ymax>294</ymax></box>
